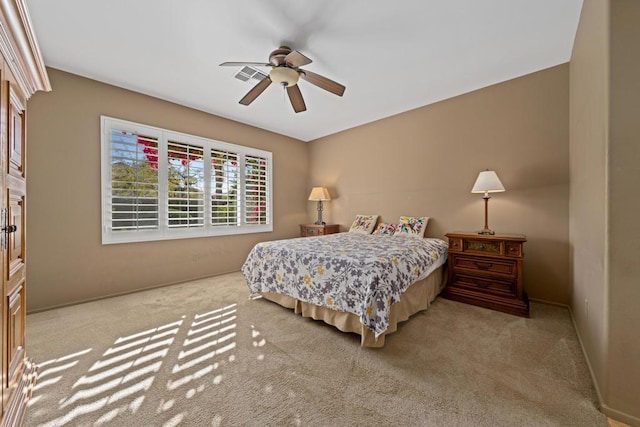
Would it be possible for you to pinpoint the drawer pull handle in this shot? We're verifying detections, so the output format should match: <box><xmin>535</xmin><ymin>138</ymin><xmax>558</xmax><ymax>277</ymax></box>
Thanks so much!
<box><xmin>473</xmin><ymin>279</ymin><xmax>492</xmax><ymax>288</ymax></box>
<box><xmin>474</xmin><ymin>262</ymin><xmax>493</xmax><ymax>270</ymax></box>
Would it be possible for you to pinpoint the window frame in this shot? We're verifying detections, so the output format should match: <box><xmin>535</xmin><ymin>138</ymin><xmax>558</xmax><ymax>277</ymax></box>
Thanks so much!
<box><xmin>101</xmin><ymin>116</ymin><xmax>273</xmax><ymax>244</ymax></box>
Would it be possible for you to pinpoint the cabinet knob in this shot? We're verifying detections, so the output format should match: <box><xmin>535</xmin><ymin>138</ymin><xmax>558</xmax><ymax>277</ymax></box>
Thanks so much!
<box><xmin>2</xmin><ymin>225</ymin><xmax>17</xmax><ymax>233</ymax></box>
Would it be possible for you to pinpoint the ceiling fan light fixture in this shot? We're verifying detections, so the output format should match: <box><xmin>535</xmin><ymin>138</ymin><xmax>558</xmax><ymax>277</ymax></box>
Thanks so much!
<box><xmin>269</xmin><ymin>66</ymin><xmax>299</xmax><ymax>87</ymax></box>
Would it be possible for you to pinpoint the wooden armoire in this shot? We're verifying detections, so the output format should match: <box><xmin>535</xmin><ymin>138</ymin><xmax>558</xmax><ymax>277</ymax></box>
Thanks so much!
<box><xmin>0</xmin><ymin>1</ymin><xmax>50</xmax><ymax>425</ymax></box>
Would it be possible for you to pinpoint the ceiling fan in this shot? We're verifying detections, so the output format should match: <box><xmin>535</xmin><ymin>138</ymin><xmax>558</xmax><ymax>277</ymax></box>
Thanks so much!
<box><xmin>220</xmin><ymin>46</ymin><xmax>345</xmax><ymax>113</ymax></box>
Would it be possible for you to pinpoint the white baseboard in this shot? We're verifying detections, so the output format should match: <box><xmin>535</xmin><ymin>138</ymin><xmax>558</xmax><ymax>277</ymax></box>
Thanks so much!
<box><xmin>601</xmin><ymin>403</ymin><xmax>640</xmax><ymax>427</ymax></box>
<box><xmin>528</xmin><ymin>297</ymin><xmax>570</xmax><ymax>307</ymax></box>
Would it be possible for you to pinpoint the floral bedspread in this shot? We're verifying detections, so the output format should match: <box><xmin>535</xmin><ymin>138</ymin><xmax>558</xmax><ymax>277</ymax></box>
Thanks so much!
<box><xmin>241</xmin><ymin>233</ymin><xmax>448</xmax><ymax>337</ymax></box>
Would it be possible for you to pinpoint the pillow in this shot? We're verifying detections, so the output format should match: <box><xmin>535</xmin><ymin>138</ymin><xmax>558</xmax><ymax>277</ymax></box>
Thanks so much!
<box><xmin>348</xmin><ymin>214</ymin><xmax>379</xmax><ymax>234</ymax></box>
<box><xmin>372</xmin><ymin>222</ymin><xmax>397</xmax><ymax>236</ymax></box>
<box><xmin>393</xmin><ymin>216</ymin><xmax>430</xmax><ymax>238</ymax></box>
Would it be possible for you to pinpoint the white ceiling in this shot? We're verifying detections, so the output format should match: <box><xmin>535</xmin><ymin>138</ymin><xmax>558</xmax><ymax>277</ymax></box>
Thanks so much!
<box><xmin>26</xmin><ymin>0</ymin><xmax>583</xmax><ymax>142</ymax></box>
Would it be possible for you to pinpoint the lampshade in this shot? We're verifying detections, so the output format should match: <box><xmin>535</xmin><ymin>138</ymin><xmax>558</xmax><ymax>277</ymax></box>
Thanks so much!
<box><xmin>471</xmin><ymin>170</ymin><xmax>505</xmax><ymax>194</ymax></box>
<box><xmin>269</xmin><ymin>66</ymin><xmax>299</xmax><ymax>87</ymax></box>
<box><xmin>308</xmin><ymin>187</ymin><xmax>331</xmax><ymax>201</ymax></box>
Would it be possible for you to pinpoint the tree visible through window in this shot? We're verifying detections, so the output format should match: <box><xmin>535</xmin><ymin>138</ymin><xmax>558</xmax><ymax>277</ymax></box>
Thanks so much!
<box><xmin>101</xmin><ymin>116</ymin><xmax>272</xmax><ymax>244</ymax></box>
<box><xmin>211</xmin><ymin>148</ymin><xmax>238</xmax><ymax>226</ymax></box>
<box><xmin>110</xmin><ymin>131</ymin><xmax>159</xmax><ymax>231</ymax></box>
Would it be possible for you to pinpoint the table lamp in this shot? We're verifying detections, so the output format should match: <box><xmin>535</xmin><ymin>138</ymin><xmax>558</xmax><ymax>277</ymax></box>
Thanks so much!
<box><xmin>471</xmin><ymin>170</ymin><xmax>505</xmax><ymax>235</ymax></box>
<box><xmin>308</xmin><ymin>187</ymin><xmax>330</xmax><ymax>225</ymax></box>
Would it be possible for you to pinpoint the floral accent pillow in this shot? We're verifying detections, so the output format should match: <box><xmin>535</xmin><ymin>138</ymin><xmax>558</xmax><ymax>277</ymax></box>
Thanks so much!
<box><xmin>393</xmin><ymin>216</ymin><xmax>430</xmax><ymax>238</ymax></box>
<box><xmin>372</xmin><ymin>222</ymin><xmax>397</xmax><ymax>236</ymax></box>
<box><xmin>348</xmin><ymin>214</ymin><xmax>379</xmax><ymax>235</ymax></box>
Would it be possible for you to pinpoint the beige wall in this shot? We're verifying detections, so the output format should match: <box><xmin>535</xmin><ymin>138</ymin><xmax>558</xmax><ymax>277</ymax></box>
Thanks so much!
<box><xmin>308</xmin><ymin>65</ymin><xmax>570</xmax><ymax>304</ymax></box>
<box><xmin>570</xmin><ymin>0</ymin><xmax>640</xmax><ymax>423</ymax></box>
<box><xmin>607</xmin><ymin>0</ymin><xmax>640</xmax><ymax>421</ymax></box>
<box><xmin>568</xmin><ymin>0</ymin><xmax>609</xmax><ymax>407</ymax></box>
<box><xmin>26</xmin><ymin>68</ymin><xmax>308</xmax><ymax>311</ymax></box>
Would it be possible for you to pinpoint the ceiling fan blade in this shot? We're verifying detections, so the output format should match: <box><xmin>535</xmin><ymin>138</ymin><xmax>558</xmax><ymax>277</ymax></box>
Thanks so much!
<box><xmin>239</xmin><ymin>78</ymin><xmax>272</xmax><ymax>106</ymax></box>
<box><xmin>284</xmin><ymin>51</ymin><xmax>312</xmax><ymax>68</ymax></box>
<box><xmin>220</xmin><ymin>61</ymin><xmax>272</xmax><ymax>67</ymax></box>
<box><xmin>299</xmin><ymin>70</ymin><xmax>345</xmax><ymax>97</ymax></box>
<box><xmin>287</xmin><ymin>85</ymin><xmax>307</xmax><ymax>113</ymax></box>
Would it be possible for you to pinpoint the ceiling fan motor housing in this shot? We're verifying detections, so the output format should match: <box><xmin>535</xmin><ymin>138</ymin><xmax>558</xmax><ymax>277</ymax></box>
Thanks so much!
<box><xmin>269</xmin><ymin>46</ymin><xmax>293</xmax><ymax>66</ymax></box>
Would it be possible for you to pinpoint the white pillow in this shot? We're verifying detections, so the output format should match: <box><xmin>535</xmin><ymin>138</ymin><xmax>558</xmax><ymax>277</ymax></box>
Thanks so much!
<box><xmin>393</xmin><ymin>216</ymin><xmax>430</xmax><ymax>238</ymax></box>
<box><xmin>348</xmin><ymin>214</ymin><xmax>379</xmax><ymax>235</ymax></box>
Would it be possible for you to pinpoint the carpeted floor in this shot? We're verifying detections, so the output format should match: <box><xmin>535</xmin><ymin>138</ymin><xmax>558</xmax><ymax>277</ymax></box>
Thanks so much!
<box><xmin>25</xmin><ymin>272</ymin><xmax>607</xmax><ymax>426</ymax></box>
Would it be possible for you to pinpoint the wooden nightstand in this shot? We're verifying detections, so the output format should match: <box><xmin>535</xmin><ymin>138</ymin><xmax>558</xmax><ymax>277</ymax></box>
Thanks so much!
<box><xmin>442</xmin><ymin>232</ymin><xmax>529</xmax><ymax>317</ymax></box>
<box><xmin>299</xmin><ymin>224</ymin><xmax>340</xmax><ymax>237</ymax></box>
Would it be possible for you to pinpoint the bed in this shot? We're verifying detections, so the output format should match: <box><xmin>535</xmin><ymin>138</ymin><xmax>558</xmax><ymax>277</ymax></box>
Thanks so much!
<box><xmin>241</xmin><ymin>232</ymin><xmax>448</xmax><ymax>347</ymax></box>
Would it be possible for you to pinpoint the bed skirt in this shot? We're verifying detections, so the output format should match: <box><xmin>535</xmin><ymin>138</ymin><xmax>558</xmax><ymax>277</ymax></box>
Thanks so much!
<box><xmin>260</xmin><ymin>265</ymin><xmax>446</xmax><ymax>348</ymax></box>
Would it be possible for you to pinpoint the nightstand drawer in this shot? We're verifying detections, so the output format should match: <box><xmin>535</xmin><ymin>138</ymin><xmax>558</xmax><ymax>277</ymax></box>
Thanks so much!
<box><xmin>452</xmin><ymin>256</ymin><xmax>517</xmax><ymax>277</ymax></box>
<box><xmin>449</xmin><ymin>237</ymin><xmax>463</xmax><ymax>251</ymax></box>
<box><xmin>299</xmin><ymin>224</ymin><xmax>340</xmax><ymax>237</ymax></box>
<box><xmin>465</xmin><ymin>239</ymin><xmax>501</xmax><ymax>254</ymax></box>
<box><xmin>505</xmin><ymin>242</ymin><xmax>523</xmax><ymax>257</ymax></box>
<box><xmin>452</xmin><ymin>273</ymin><xmax>516</xmax><ymax>297</ymax></box>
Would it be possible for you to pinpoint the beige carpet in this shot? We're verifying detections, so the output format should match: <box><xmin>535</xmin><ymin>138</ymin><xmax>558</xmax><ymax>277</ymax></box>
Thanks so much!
<box><xmin>25</xmin><ymin>272</ymin><xmax>606</xmax><ymax>426</ymax></box>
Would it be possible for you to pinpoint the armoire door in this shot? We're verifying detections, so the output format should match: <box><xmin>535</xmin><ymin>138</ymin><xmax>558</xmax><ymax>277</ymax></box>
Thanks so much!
<box><xmin>2</xmin><ymin>80</ymin><xmax>27</xmax><ymax>412</ymax></box>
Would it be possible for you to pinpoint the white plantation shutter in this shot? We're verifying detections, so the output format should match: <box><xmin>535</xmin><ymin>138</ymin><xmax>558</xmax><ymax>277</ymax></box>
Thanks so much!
<box><xmin>244</xmin><ymin>155</ymin><xmax>269</xmax><ymax>224</ymax></box>
<box><xmin>211</xmin><ymin>148</ymin><xmax>239</xmax><ymax>226</ymax></box>
<box><xmin>167</xmin><ymin>141</ymin><xmax>205</xmax><ymax>228</ymax></box>
<box><xmin>108</xmin><ymin>129</ymin><xmax>159</xmax><ymax>231</ymax></box>
<box><xmin>101</xmin><ymin>116</ymin><xmax>272</xmax><ymax>244</ymax></box>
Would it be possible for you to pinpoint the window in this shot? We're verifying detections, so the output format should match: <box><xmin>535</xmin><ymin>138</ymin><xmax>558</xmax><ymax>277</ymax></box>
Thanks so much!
<box><xmin>101</xmin><ymin>116</ymin><xmax>272</xmax><ymax>244</ymax></box>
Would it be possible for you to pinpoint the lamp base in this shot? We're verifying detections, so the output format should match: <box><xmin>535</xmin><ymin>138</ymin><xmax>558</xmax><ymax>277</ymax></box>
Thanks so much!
<box><xmin>477</xmin><ymin>229</ymin><xmax>495</xmax><ymax>235</ymax></box>
<box><xmin>314</xmin><ymin>200</ymin><xmax>325</xmax><ymax>226</ymax></box>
